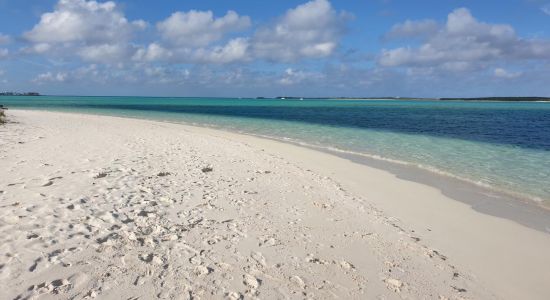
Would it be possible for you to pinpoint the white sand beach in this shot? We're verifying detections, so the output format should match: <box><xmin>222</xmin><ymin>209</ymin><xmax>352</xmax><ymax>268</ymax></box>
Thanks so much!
<box><xmin>1</xmin><ymin>110</ymin><xmax>549</xmax><ymax>300</ymax></box>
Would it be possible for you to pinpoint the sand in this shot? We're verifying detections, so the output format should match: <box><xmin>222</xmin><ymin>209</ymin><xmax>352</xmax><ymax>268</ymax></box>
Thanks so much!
<box><xmin>0</xmin><ymin>110</ymin><xmax>549</xmax><ymax>300</ymax></box>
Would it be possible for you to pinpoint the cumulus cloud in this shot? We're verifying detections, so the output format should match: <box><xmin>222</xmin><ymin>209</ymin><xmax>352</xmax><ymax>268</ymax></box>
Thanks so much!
<box><xmin>143</xmin><ymin>66</ymin><xmax>191</xmax><ymax>84</ymax></box>
<box><xmin>133</xmin><ymin>38</ymin><xmax>250</xmax><ymax>64</ymax></box>
<box><xmin>279</xmin><ymin>68</ymin><xmax>306</xmax><ymax>85</ymax></box>
<box><xmin>0</xmin><ymin>33</ymin><xmax>10</xmax><ymax>45</ymax></box>
<box><xmin>252</xmin><ymin>0</ymin><xmax>350</xmax><ymax>62</ymax></box>
<box><xmin>132</xmin><ymin>43</ymin><xmax>173</xmax><ymax>62</ymax></box>
<box><xmin>78</xmin><ymin>44</ymin><xmax>135</xmax><ymax>63</ymax></box>
<box><xmin>157</xmin><ymin>10</ymin><xmax>250</xmax><ymax>47</ymax></box>
<box><xmin>0</xmin><ymin>48</ymin><xmax>8</xmax><ymax>59</ymax></box>
<box><xmin>145</xmin><ymin>0</ymin><xmax>350</xmax><ymax>64</ymax></box>
<box><xmin>21</xmin><ymin>43</ymin><xmax>52</xmax><ymax>54</ymax></box>
<box><xmin>383</xmin><ymin>19</ymin><xmax>438</xmax><ymax>40</ymax></box>
<box><xmin>193</xmin><ymin>38</ymin><xmax>250</xmax><ymax>63</ymax></box>
<box><xmin>33</xmin><ymin>71</ymin><xmax>68</xmax><ymax>83</ymax></box>
<box><xmin>378</xmin><ymin>8</ymin><xmax>550</xmax><ymax>69</ymax></box>
<box><xmin>24</xmin><ymin>0</ymin><xmax>144</xmax><ymax>43</ymax></box>
<box><xmin>21</xmin><ymin>0</ymin><xmax>350</xmax><ymax>66</ymax></box>
<box><xmin>278</xmin><ymin>68</ymin><xmax>324</xmax><ymax>85</ymax></box>
<box><xmin>23</xmin><ymin>0</ymin><xmax>146</xmax><ymax>63</ymax></box>
<box><xmin>129</xmin><ymin>9</ymin><xmax>252</xmax><ymax>64</ymax></box>
<box><xmin>32</xmin><ymin>64</ymin><xmax>141</xmax><ymax>85</ymax></box>
<box><xmin>494</xmin><ymin>68</ymin><xmax>522</xmax><ymax>79</ymax></box>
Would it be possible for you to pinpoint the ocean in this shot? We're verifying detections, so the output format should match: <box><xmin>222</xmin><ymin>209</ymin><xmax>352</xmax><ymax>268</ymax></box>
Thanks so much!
<box><xmin>2</xmin><ymin>96</ymin><xmax>549</xmax><ymax>205</ymax></box>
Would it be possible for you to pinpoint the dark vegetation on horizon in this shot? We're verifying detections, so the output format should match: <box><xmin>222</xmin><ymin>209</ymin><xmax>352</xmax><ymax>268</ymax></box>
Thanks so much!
<box><xmin>271</xmin><ymin>96</ymin><xmax>550</xmax><ymax>101</ymax></box>
<box><xmin>439</xmin><ymin>97</ymin><xmax>550</xmax><ymax>101</ymax></box>
<box><xmin>0</xmin><ymin>92</ymin><xmax>41</xmax><ymax>96</ymax></box>
<box><xmin>0</xmin><ymin>92</ymin><xmax>548</xmax><ymax>101</ymax></box>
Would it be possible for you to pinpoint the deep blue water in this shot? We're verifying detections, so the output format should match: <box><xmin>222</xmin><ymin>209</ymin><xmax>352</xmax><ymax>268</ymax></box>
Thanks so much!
<box><xmin>4</xmin><ymin>96</ymin><xmax>550</xmax><ymax>151</ymax></box>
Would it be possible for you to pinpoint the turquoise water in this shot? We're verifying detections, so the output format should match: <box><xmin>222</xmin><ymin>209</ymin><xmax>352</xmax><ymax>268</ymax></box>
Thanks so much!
<box><xmin>2</xmin><ymin>96</ymin><xmax>550</xmax><ymax>204</ymax></box>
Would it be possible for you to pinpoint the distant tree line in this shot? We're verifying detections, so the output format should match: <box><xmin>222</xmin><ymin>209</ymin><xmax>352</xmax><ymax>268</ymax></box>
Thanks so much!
<box><xmin>0</xmin><ymin>92</ymin><xmax>41</xmax><ymax>96</ymax></box>
<box><xmin>439</xmin><ymin>97</ymin><xmax>550</xmax><ymax>101</ymax></box>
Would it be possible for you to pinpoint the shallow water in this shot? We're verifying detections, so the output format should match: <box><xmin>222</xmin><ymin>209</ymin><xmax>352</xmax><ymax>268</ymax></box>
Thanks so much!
<box><xmin>2</xmin><ymin>96</ymin><xmax>550</xmax><ymax>203</ymax></box>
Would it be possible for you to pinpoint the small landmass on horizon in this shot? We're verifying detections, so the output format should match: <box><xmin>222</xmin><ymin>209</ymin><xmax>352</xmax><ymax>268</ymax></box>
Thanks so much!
<box><xmin>0</xmin><ymin>91</ymin><xmax>41</xmax><ymax>96</ymax></box>
<box><xmin>268</xmin><ymin>96</ymin><xmax>550</xmax><ymax>101</ymax></box>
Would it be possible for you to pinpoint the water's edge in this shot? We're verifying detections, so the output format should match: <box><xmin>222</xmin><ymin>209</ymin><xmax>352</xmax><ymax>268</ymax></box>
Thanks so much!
<box><xmin>7</xmin><ymin>108</ymin><xmax>550</xmax><ymax>234</ymax></box>
<box><xmin>243</xmin><ymin>134</ymin><xmax>550</xmax><ymax>234</ymax></box>
<box><xmin>328</xmin><ymin>148</ymin><xmax>550</xmax><ymax>234</ymax></box>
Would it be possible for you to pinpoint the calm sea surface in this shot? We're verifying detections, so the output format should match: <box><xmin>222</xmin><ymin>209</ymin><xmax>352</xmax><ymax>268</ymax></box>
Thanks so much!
<box><xmin>2</xmin><ymin>96</ymin><xmax>550</xmax><ymax>204</ymax></box>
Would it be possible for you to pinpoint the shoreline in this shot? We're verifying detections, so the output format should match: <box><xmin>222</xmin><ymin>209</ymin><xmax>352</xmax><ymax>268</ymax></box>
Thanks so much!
<box><xmin>9</xmin><ymin>107</ymin><xmax>550</xmax><ymax>210</ymax></box>
<box><xmin>2</xmin><ymin>110</ymin><xmax>550</xmax><ymax>299</ymax></box>
<box><xmin>230</xmin><ymin>132</ymin><xmax>550</xmax><ymax>212</ymax></box>
<box><xmin>6</xmin><ymin>108</ymin><xmax>550</xmax><ymax>231</ymax></box>
<box><xmin>204</xmin><ymin>127</ymin><xmax>549</xmax><ymax>205</ymax></box>
<box><xmin>283</xmin><ymin>141</ymin><xmax>550</xmax><ymax>233</ymax></box>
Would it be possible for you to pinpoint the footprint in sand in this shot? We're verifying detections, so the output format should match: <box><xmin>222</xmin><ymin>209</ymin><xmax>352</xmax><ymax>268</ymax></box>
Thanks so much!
<box><xmin>258</xmin><ymin>235</ymin><xmax>278</xmax><ymax>247</ymax></box>
<box><xmin>243</xmin><ymin>274</ymin><xmax>261</xmax><ymax>290</ymax></box>
<box><xmin>41</xmin><ymin>176</ymin><xmax>63</xmax><ymax>187</ymax></box>
<box><xmin>339</xmin><ymin>260</ymin><xmax>355</xmax><ymax>271</ymax></box>
<box><xmin>226</xmin><ymin>291</ymin><xmax>243</xmax><ymax>300</ymax></box>
<box><xmin>193</xmin><ymin>265</ymin><xmax>212</xmax><ymax>277</ymax></box>
<box><xmin>384</xmin><ymin>278</ymin><xmax>404</xmax><ymax>292</ymax></box>
<box><xmin>29</xmin><ymin>257</ymin><xmax>43</xmax><ymax>272</ymax></box>
<box><xmin>22</xmin><ymin>278</ymin><xmax>72</xmax><ymax>299</ymax></box>
<box><xmin>290</xmin><ymin>275</ymin><xmax>306</xmax><ymax>289</ymax></box>
<box><xmin>139</xmin><ymin>253</ymin><xmax>163</xmax><ymax>265</ymax></box>
<box><xmin>305</xmin><ymin>254</ymin><xmax>328</xmax><ymax>265</ymax></box>
<box><xmin>250</xmin><ymin>251</ymin><xmax>267</xmax><ymax>268</ymax></box>
<box><xmin>93</xmin><ymin>172</ymin><xmax>108</xmax><ymax>179</ymax></box>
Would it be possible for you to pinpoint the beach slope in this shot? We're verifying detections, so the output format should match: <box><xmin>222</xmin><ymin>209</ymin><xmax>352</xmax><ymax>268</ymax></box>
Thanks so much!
<box><xmin>1</xmin><ymin>110</ymin><xmax>548</xmax><ymax>299</ymax></box>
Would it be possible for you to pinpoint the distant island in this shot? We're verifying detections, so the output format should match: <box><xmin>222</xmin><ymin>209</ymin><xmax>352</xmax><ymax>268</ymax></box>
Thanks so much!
<box><xmin>267</xmin><ymin>96</ymin><xmax>550</xmax><ymax>101</ymax></box>
<box><xmin>0</xmin><ymin>92</ymin><xmax>41</xmax><ymax>96</ymax></box>
<box><xmin>0</xmin><ymin>93</ymin><xmax>547</xmax><ymax>101</ymax></box>
<box><xmin>438</xmin><ymin>97</ymin><xmax>550</xmax><ymax>101</ymax></box>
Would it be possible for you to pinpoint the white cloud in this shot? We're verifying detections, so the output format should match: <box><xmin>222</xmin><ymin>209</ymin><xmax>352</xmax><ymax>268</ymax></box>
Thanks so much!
<box><xmin>542</xmin><ymin>4</ymin><xmax>550</xmax><ymax>16</ymax></box>
<box><xmin>33</xmin><ymin>71</ymin><xmax>68</xmax><ymax>83</ymax></box>
<box><xmin>21</xmin><ymin>0</ymin><xmax>351</xmax><ymax>66</ymax></box>
<box><xmin>279</xmin><ymin>68</ymin><xmax>305</xmax><ymax>85</ymax></box>
<box><xmin>132</xmin><ymin>19</ymin><xmax>148</xmax><ymax>30</ymax></box>
<box><xmin>133</xmin><ymin>38</ymin><xmax>249</xmax><ymax>64</ymax></box>
<box><xmin>143</xmin><ymin>66</ymin><xmax>191</xmax><ymax>84</ymax></box>
<box><xmin>24</xmin><ymin>0</ymin><xmax>144</xmax><ymax>43</ymax></box>
<box><xmin>384</xmin><ymin>19</ymin><xmax>438</xmax><ymax>40</ymax></box>
<box><xmin>378</xmin><ymin>8</ymin><xmax>550</xmax><ymax>69</ymax></box>
<box><xmin>133</xmin><ymin>43</ymin><xmax>173</xmax><ymax>62</ymax></box>
<box><xmin>194</xmin><ymin>38</ymin><xmax>250</xmax><ymax>63</ymax></box>
<box><xmin>22</xmin><ymin>43</ymin><xmax>52</xmax><ymax>54</ymax></box>
<box><xmin>494</xmin><ymin>68</ymin><xmax>522</xmax><ymax>79</ymax></box>
<box><xmin>31</xmin><ymin>64</ymin><xmax>133</xmax><ymax>85</ymax></box>
<box><xmin>130</xmin><ymin>9</ymin><xmax>252</xmax><ymax>64</ymax></box>
<box><xmin>135</xmin><ymin>0</ymin><xmax>350</xmax><ymax>64</ymax></box>
<box><xmin>0</xmin><ymin>33</ymin><xmax>10</xmax><ymax>45</ymax></box>
<box><xmin>23</xmin><ymin>0</ymin><xmax>146</xmax><ymax>63</ymax></box>
<box><xmin>252</xmin><ymin>0</ymin><xmax>350</xmax><ymax>62</ymax></box>
<box><xmin>0</xmin><ymin>48</ymin><xmax>8</xmax><ymax>59</ymax></box>
<box><xmin>157</xmin><ymin>10</ymin><xmax>250</xmax><ymax>47</ymax></box>
<box><xmin>78</xmin><ymin>44</ymin><xmax>134</xmax><ymax>63</ymax></box>
<box><xmin>278</xmin><ymin>68</ymin><xmax>324</xmax><ymax>85</ymax></box>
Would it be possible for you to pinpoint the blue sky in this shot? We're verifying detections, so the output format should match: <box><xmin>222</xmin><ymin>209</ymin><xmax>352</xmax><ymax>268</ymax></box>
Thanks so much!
<box><xmin>0</xmin><ymin>0</ymin><xmax>549</xmax><ymax>97</ymax></box>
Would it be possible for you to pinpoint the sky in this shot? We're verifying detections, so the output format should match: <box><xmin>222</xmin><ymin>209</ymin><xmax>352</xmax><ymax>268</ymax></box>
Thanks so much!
<box><xmin>0</xmin><ymin>0</ymin><xmax>549</xmax><ymax>97</ymax></box>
